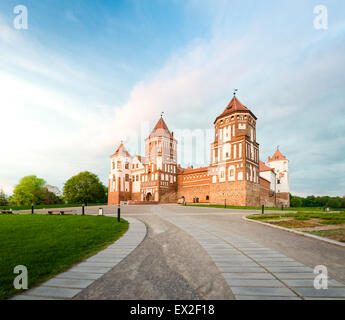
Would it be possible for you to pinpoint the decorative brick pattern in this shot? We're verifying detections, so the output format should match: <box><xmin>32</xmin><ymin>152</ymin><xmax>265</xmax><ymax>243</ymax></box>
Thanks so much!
<box><xmin>108</xmin><ymin>96</ymin><xmax>289</xmax><ymax>207</ymax></box>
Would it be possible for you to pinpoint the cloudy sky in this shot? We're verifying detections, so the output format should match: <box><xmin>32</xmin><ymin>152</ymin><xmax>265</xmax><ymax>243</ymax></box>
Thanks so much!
<box><xmin>0</xmin><ymin>0</ymin><xmax>344</xmax><ymax>197</ymax></box>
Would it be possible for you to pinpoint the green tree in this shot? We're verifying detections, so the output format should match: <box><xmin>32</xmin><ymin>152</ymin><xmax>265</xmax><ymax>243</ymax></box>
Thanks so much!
<box><xmin>10</xmin><ymin>175</ymin><xmax>46</xmax><ymax>205</ymax></box>
<box><xmin>40</xmin><ymin>187</ymin><xmax>61</xmax><ymax>205</ymax></box>
<box><xmin>0</xmin><ymin>189</ymin><xmax>9</xmax><ymax>206</ymax></box>
<box><xmin>327</xmin><ymin>198</ymin><xmax>341</xmax><ymax>209</ymax></box>
<box><xmin>63</xmin><ymin>171</ymin><xmax>106</xmax><ymax>204</ymax></box>
<box><xmin>340</xmin><ymin>198</ymin><xmax>345</xmax><ymax>209</ymax></box>
<box><xmin>290</xmin><ymin>196</ymin><xmax>303</xmax><ymax>207</ymax></box>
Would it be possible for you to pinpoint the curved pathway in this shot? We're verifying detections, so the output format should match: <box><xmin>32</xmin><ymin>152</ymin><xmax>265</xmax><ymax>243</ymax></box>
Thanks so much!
<box><xmin>15</xmin><ymin>204</ymin><xmax>345</xmax><ymax>300</ymax></box>
<box><xmin>157</xmin><ymin>205</ymin><xmax>345</xmax><ymax>300</ymax></box>
<box><xmin>12</xmin><ymin>217</ymin><xmax>146</xmax><ymax>300</ymax></box>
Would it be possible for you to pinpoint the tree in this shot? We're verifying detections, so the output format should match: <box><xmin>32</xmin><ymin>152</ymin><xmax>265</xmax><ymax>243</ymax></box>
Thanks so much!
<box><xmin>340</xmin><ymin>197</ymin><xmax>345</xmax><ymax>209</ymax></box>
<box><xmin>10</xmin><ymin>175</ymin><xmax>46</xmax><ymax>205</ymax></box>
<box><xmin>63</xmin><ymin>172</ymin><xmax>106</xmax><ymax>204</ymax></box>
<box><xmin>327</xmin><ymin>198</ymin><xmax>341</xmax><ymax>209</ymax></box>
<box><xmin>290</xmin><ymin>196</ymin><xmax>303</xmax><ymax>207</ymax></box>
<box><xmin>40</xmin><ymin>187</ymin><xmax>61</xmax><ymax>205</ymax></box>
<box><xmin>0</xmin><ymin>189</ymin><xmax>9</xmax><ymax>206</ymax></box>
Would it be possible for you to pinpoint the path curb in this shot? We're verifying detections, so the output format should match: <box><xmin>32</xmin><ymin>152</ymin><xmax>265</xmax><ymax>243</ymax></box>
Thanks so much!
<box><xmin>242</xmin><ymin>216</ymin><xmax>345</xmax><ymax>248</ymax></box>
<box><xmin>11</xmin><ymin>217</ymin><xmax>147</xmax><ymax>300</ymax></box>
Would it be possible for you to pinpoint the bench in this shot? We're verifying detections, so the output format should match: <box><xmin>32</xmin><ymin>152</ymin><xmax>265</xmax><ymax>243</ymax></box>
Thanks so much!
<box><xmin>47</xmin><ymin>209</ymin><xmax>76</xmax><ymax>215</ymax></box>
<box><xmin>1</xmin><ymin>210</ymin><xmax>13</xmax><ymax>214</ymax></box>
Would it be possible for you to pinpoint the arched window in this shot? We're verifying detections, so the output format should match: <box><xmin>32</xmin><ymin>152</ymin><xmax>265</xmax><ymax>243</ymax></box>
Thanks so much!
<box><xmin>206</xmin><ymin>195</ymin><xmax>209</xmax><ymax>201</ymax></box>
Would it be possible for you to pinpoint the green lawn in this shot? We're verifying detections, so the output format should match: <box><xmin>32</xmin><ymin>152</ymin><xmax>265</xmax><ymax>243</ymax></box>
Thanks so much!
<box><xmin>306</xmin><ymin>229</ymin><xmax>345</xmax><ymax>243</ymax></box>
<box><xmin>0</xmin><ymin>203</ymin><xmax>107</xmax><ymax>211</ymax></box>
<box><xmin>246</xmin><ymin>211</ymin><xmax>345</xmax><ymax>243</ymax></box>
<box><xmin>246</xmin><ymin>211</ymin><xmax>345</xmax><ymax>223</ymax></box>
<box><xmin>185</xmin><ymin>203</ymin><xmax>333</xmax><ymax>212</ymax></box>
<box><xmin>0</xmin><ymin>215</ymin><xmax>128</xmax><ymax>300</ymax></box>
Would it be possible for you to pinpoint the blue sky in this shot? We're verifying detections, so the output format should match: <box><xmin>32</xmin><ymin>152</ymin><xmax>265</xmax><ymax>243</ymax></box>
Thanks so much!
<box><xmin>0</xmin><ymin>0</ymin><xmax>345</xmax><ymax>196</ymax></box>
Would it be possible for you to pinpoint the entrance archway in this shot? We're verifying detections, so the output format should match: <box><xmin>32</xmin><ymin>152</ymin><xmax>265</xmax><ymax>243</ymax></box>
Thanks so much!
<box><xmin>146</xmin><ymin>192</ymin><xmax>153</xmax><ymax>201</ymax></box>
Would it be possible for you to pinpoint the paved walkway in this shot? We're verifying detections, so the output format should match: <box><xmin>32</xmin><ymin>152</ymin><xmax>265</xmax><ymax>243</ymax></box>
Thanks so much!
<box><xmin>11</xmin><ymin>205</ymin><xmax>345</xmax><ymax>300</ymax></box>
<box><xmin>160</xmin><ymin>212</ymin><xmax>345</xmax><ymax>300</ymax></box>
<box><xmin>12</xmin><ymin>217</ymin><xmax>146</xmax><ymax>300</ymax></box>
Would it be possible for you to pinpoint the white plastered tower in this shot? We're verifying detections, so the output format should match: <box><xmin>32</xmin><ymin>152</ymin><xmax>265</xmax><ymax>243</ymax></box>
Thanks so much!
<box><xmin>266</xmin><ymin>148</ymin><xmax>290</xmax><ymax>206</ymax></box>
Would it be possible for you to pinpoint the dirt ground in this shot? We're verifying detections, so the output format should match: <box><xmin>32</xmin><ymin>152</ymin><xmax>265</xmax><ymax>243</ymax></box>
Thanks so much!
<box><xmin>265</xmin><ymin>217</ymin><xmax>345</xmax><ymax>242</ymax></box>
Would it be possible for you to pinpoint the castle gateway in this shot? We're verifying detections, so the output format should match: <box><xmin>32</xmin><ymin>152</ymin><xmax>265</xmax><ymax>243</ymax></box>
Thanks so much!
<box><xmin>108</xmin><ymin>96</ymin><xmax>290</xmax><ymax>207</ymax></box>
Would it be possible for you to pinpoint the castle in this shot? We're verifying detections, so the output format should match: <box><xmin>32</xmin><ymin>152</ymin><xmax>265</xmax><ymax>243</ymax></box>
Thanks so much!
<box><xmin>107</xmin><ymin>95</ymin><xmax>290</xmax><ymax>207</ymax></box>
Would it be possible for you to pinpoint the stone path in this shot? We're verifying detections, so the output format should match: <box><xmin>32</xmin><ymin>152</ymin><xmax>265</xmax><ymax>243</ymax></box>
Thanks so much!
<box><xmin>11</xmin><ymin>217</ymin><xmax>146</xmax><ymax>300</ymax></box>
<box><xmin>162</xmin><ymin>214</ymin><xmax>345</xmax><ymax>300</ymax></box>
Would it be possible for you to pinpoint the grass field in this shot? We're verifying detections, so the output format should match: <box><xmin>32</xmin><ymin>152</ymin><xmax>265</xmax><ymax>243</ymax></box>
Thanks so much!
<box><xmin>0</xmin><ymin>203</ymin><xmax>107</xmax><ymax>211</ymax></box>
<box><xmin>0</xmin><ymin>214</ymin><xmax>128</xmax><ymax>300</ymax></box>
<box><xmin>185</xmin><ymin>203</ymin><xmax>333</xmax><ymax>212</ymax></box>
<box><xmin>247</xmin><ymin>211</ymin><xmax>345</xmax><ymax>243</ymax></box>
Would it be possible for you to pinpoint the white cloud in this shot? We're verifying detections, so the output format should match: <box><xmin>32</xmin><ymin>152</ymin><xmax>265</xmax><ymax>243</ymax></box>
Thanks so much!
<box><xmin>0</xmin><ymin>5</ymin><xmax>344</xmax><ymax>197</ymax></box>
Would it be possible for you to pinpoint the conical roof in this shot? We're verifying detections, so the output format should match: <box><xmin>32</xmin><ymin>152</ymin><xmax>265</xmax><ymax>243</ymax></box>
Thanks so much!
<box><xmin>149</xmin><ymin>117</ymin><xmax>173</xmax><ymax>138</ymax></box>
<box><xmin>214</xmin><ymin>95</ymin><xmax>257</xmax><ymax>123</ymax></box>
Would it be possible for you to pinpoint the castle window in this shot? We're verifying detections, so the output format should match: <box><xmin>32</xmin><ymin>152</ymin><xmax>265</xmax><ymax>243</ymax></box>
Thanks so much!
<box><xmin>117</xmin><ymin>161</ymin><xmax>122</xmax><ymax>169</ymax></box>
<box><xmin>125</xmin><ymin>163</ymin><xmax>129</xmax><ymax>169</ymax></box>
<box><xmin>125</xmin><ymin>174</ymin><xmax>129</xmax><ymax>182</ymax></box>
<box><xmin>136</xmin><ymin>163</ymin><xmax>139</xmax><ymax>168</ymax></box>
<box><xmin>206</xmin><ymin>195</ymin><xmax>209</xmax><ymax>201</ymax></box>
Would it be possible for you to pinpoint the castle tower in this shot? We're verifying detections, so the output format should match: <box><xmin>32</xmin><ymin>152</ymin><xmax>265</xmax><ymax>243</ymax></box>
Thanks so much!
<box><xmin>209</xmin><ymin>95</ymin><xmax>260</xmax><ymax>206</ymax></box>
<box><xmin>108</xmin><ymin>143</ymin><xmax>132</xmax><ymax>205</ymax></box>
<box><xmin>141</xmin><ymin>116</ymin><xmax>178</xmax><ymax>202</ymax></box>
<box><xmin>266</xmin><ymin>148</ymin><xmax>290</xmax><ymax>207</ymax></box>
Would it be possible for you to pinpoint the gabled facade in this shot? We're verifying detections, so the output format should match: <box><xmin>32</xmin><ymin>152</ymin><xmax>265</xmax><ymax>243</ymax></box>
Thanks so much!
<box><xmin>108</xmin><ymin>144</ymin><xmax>145</xmax><ymax>204</ymax></box>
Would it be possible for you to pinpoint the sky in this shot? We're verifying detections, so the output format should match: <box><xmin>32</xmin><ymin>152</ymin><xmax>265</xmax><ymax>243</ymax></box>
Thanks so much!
<box><xmin>0</xmin><ymin>0</ymin><xmax>345</xmax><ymax>197</ymax></box>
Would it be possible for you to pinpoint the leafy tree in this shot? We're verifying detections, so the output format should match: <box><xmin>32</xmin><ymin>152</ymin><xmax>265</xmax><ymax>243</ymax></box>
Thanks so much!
<box><xmin>290</xmin><ymin>196</ymin><xmax>302</xmax><ymax>207</ymax></box>
<box><xmin>0</xmin><ymin>189</ymin><xmax>9</xmax><ymax>206</ymax></box>
<box><xmin>10</xmin><ymin>176</ymin><xmax>46</xmax><ymax>205</ymax></box>
<box><xmin>290</xmin><ymin>194</ymin><xmax>345</xmax><ymax>209</ymax></box>
<box><xmin>340</xmin><ymin>197</ymin><xmax>345</xmax><ymax>208</ymax></box>
<box><xmin>63</xmin><ymin>172</ymin><xmax>106</xmax><ymax>204</ymax></box>
<box><xmin>40</xmin><ymin>187</ymin><xmax>61</xmax><ymax>205</ymax></box>
<box><xmin>327</xmin><ymin>198</ymin><xmax>341</xmax><ymax>209</ymax></box>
